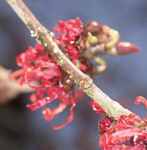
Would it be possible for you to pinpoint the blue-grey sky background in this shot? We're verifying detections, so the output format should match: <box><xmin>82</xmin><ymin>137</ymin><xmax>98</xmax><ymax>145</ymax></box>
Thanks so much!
<box><xmin>0</xmin><ymin>0</ymin><xmax>147</xmax><ymax>150</ymax></box>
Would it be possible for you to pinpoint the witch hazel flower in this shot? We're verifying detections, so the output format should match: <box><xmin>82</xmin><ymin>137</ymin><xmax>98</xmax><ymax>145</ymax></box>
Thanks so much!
<box><xmin>54</xmin><ymin>18</ymin><xmax>83</xmax><ymax>63</ymax></box>
<box><xmin>98</xmin><ymin>97</ymin><xmax>147</xmax><ymax>150</ymax></box>
<box><xmin>11</xmin><ymin>18</ymin><xmax>90</xmax><ymax>130</ymax></box>
<box><xmin>99</xmin><ymin>114</ymin><xmax>147</xmax><ymax>150</ymax></box>
<box><xmin>12</xmin><ymin>43</ymin><xmax>84</xmax><ymax>130</ymax></box>
<box><xmin>54</xmin><ymin>18</ymin><xmax>139</xmax><ymax>75</ymax></box>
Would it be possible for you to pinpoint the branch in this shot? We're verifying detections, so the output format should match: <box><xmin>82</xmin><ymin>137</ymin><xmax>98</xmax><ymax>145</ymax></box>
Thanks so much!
<box><xmin>0</xmin><ymin>66</ymin><xmax>31</xmax><ymax>104</ymax></box>
<box><xmin>6</xmin><ymin>0</ymin><xmax>133</xmax><ymax>118</ymax></box>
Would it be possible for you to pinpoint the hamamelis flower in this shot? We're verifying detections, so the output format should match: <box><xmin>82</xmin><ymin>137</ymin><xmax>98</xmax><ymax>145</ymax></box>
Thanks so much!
<box><xmin>99</xmin><ymin>114</ymin><xmax>147</xmax><ymax>150</ymax></box>
<box><xmin>54</xmin><ymin>18</ymin><xmax>83</xmax><ymax>63</ymax></box>
<box><xmin>98</xmin><ymin>96</ymin><xmax>147</xmax><ymax>150</ymax></box>
<box><xmin>12</xmin><ymin>18</ymin><xmax>91</xmax><ymax>130</ymax></box>
<box><xmin>12</xmin><ymin>44</ymin><xmax>83</xmax><ymax>130</ymax></box>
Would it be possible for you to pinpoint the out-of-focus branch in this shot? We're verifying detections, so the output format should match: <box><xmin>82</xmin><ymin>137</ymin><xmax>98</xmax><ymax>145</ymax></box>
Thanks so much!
<box><xmin>6</xmin><ymin>0</ymin><xmax>133</xmax><ymax>118</ymax></box>
<box><xmin>0</xmin><ymin>66</ymin><xmax>31</xmax><ymax>104</ymax></box>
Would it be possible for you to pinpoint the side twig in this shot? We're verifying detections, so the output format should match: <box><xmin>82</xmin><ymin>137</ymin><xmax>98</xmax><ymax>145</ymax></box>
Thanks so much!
<box><xmin>0</xmin><ymin>66</ymin><xmax>31</xmax><ymax>104</ymax></box>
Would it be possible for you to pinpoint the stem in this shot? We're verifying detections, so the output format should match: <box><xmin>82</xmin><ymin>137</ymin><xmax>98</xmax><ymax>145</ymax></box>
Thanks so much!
<box><xmin>0</xmin><ymin>66</ymin><xmax>31</xmax><ymax>103</ymax></box>
<box><xmin>6</xmin><ymin>0</ymin><xmax>132</xmax><ymax>118</ymax></box>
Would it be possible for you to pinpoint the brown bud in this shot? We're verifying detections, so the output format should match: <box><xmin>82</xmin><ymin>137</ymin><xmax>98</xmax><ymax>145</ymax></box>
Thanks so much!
<box><xmin>63</xmin><ymin>77</ymin><xmax>74</xmax><ymax>91</ymax></box>
<box><xmin>86</xmin><ymin>21</ymin><xmax>103</xmax><ymax>33</ymax></box>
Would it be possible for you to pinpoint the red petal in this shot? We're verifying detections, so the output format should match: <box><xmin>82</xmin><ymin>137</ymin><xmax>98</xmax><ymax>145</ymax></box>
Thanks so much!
<box><xmin>52</xmin><ymin>104</ymin><xmax>75</xmax><ymax>130</ymax></box>
<box><xmin>42</xmin><ymin>108</ymin><xmax>55</xmax><ymax>121</ymax></box>
<box><xmin>90</xmin><ymin>101</ymin><xmax>104</xmax><ymax>113</ymax></box>
<box><xmin>27</xmin><ymin>99</ymin><xmax>47</xmax><ymax>111</ymax></box>
<box><xmin>135</xmin><ymin>96</ymin><xmax>147</xmax><ymax>108</ymax></box>
<box><xmin>42</xmin><ymin>103</ymin><xmax>66</xmax><ymax>121</ymax></box>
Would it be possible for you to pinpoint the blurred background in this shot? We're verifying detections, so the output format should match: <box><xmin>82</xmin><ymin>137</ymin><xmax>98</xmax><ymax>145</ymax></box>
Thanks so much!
<box><xmin>0</xmin><ymin>0</ymin><xmax>147</xmax><ymax>150</ymax></box>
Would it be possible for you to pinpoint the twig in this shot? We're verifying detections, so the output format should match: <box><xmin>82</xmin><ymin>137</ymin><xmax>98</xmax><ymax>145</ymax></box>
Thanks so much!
<box><xmin>6</xmin><ymin>0</ymin><xmax>132</xmax><ymax>118</ymax></box>
<box><xmin>0</xmin><ymin>66</ymin><xmax>31</xmax><ymax>104</ymax></box>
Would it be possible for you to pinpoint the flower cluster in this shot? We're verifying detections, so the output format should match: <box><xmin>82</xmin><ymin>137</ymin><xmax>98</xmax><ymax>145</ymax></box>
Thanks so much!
<box><xmin>54</xmin><ymin>18</ymin><xmax>94</xmax><ymax>73</ymax></box>
<box><xmin>54</xmin><ymin>18</ymin><xmax>83</xmax><ymax>63</ymax></box>
<box><xmin>12</xmin><ymin>44</ymin><xmax>83</xmax><ymax>130</ymax></box>
<box><xmin>98</xmin><ymin>97</ymin><xmax>147</xmax><ymax>150</ymax></box>
<box><xmin>99</xmin><ymin>114</ymin><xmax>147</xmax><ymax>150</ymax></box>
<box><xmin>12</xmin><ymin>18</ymin><xmax>92</xmax><ymax>130</ymax></box>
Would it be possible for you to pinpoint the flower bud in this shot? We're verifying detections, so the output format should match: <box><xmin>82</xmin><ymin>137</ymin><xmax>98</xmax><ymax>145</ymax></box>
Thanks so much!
<box><xmin>116</xmin><ymin>42</ymin><xmax>139</xmax><ymax>55</ymax></box>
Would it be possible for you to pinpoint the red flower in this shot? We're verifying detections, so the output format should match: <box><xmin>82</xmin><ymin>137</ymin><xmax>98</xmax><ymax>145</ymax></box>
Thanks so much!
<box><xmin>12</xmin><ymin>44</ymin><xmax>83</xmax><ymax>130</ymax></box>
<box><xmin>12</xmin><ymin>18</ymin><xmax>92</xmax><ymax>130</ymax></box>
<box><xmin>54</xmin><ymin>18</ymin><xmax>83</xmax><ymax>63</ymax></box>
<box><xmin>99</xmin><ymin>114</ymin><xmax>147</xmax><ymax>150</ymax></box>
